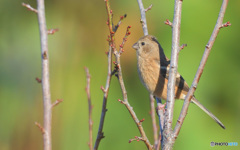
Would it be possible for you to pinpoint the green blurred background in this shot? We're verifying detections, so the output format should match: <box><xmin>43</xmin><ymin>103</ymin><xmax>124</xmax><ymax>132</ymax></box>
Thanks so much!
<box><xmin>0</xmin><ymin>0</ymin><xmax>239</xmax><ymax>149</ymax></box>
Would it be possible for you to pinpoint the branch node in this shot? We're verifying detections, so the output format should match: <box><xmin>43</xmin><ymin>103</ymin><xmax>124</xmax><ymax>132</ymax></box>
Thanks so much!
<box><xmin>52</xmin><ymin>99</ymin><xmax>63</xmax><ymax>108</ymax></box>
<box><xmin>145</xmin><ymin>4</ymin><xmax>153</xmax><ymax>12</ymax></box>
<box><xmin>118</xmin><ymin>99</ymin><xmax>126</xmax><ymax>104</ymax></box>
<box><xmin>22</xmin><ymin>3</ymin><xmax>38</xmax><ymax>13</ymax></box>
<box><xmin>220</xmin><ymin>21</ymin><xmax>231</xmax><ymax>28</ymax></box>
<box><xmin>100</xmin><ymin>86</ymin><xmax>106</xmax><ymax>93</ymax></box>
<box><xmin>164</xmin><ymin>19</ymin><xmax>173</xmax><ymax>28</ymax></box>
<box><xmin>180</xmin><ymin>44</ymin><xmax>187</xmax><ymax>51</ymax></box>
<box><xmin>47</xmin><ymin>28</ymin><xmax>59</xmax><ymax>35</ymax></box>
<box><xmin>35</xmin><ymin>77</ymin><xmax>42</xmax><ymax>83</ymax></box>
<box><xmin>35</xmin><ymin>122</ymin><xmax>45</xmax><ymax>134</ymax></box>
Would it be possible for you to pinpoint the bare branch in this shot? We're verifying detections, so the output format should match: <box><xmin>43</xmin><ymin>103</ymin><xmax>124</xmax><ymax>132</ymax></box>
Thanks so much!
<box><xmin>114</xmin><ymin>32</ymin><xmax>153</xmax><ymax>150</ymax></box>
<box><xmin>94</xmin><ymin>1</ymin><xmax>114</xmax><ymax>149</ymax></box>
<box><xmin>22</xmin><ymin>2</ymin><xmax>38</xmax><ymax>13</ymax></box>
<box><xmin>173</xmin><ymin>0</ymin><xmax>229</xmax><ymax>138</ymax></box>
<box><xmin>36</xmin><ymin>0</ymin><xmax>52</xmax><ymax>149</ymax></box>
<box><xmin>137</xmin><ymin>0</ymin><xmax>149</xmax><ymax>36</ymax></box>
<box><xmin>85</xmin><ymin>67</ymin><xmax>93</xmax><ymax>150</ymax></box>
<box><xmin>94</xmin><ymin>45</ymin><xmax>112</xmax><ymax>150</ymax></box>
<box><xmin>163</xmin><ymin>0</ymin><xmax>183</xmax><ymax>149</ymax></box>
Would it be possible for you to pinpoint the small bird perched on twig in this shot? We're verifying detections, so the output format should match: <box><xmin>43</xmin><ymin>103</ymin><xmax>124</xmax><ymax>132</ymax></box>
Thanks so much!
<box><xmin>132</xmin><ymin>35</ymin><xmax>225</xmax><ymax>129</ymax></box>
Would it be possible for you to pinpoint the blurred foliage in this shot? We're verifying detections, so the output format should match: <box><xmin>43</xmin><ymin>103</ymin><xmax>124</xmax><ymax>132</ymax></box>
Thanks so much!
<box><xmin>0</xmin><ymin>0</ymin><xmax>239</xmax><ymax>150</ymax></box>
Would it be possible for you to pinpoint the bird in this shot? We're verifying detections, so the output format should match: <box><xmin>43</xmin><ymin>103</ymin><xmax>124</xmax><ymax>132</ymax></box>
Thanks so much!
<box><xmin>132</xmin><ymin>35</ymin><xmax>225</xmax><ymax>129</ymax></box>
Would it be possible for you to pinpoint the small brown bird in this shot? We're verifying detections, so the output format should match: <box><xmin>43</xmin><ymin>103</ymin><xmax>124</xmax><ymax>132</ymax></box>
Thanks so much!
<box><xmin>132</xmin><ymin>35</ymin><xmax>225</xmax><ymax>129</ymax></box>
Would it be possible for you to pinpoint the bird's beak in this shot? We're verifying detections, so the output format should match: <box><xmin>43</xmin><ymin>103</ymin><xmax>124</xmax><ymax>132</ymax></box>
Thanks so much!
<box><xmin>132</xmin><ymin>42</ymin><xmax>139</xmax><ymax>50</ymax></box>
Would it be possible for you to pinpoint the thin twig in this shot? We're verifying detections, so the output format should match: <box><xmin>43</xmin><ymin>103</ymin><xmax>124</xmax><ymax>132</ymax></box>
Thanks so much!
<box><xmin>94</xmin><ymin>1</ymin><xmax>114</xmax><ymax>149</ymax></box>
<box><xmin>22</xmin><ymin>2</ymin><xmax>38</xmax><ymax>13</ymax></box>
<box><xmin>173</xmin><ymin>0</ymin><xmax>229</xmax><ymax>138</ymax></box>
<box><xmin>94</xmin><ymin>45</ymin><xmax>112</xmax><ymax>150</ymax></box>
<box><xmin>36</xmin><ymin>0</ymin><xmax>52</xmax><ymax>150</ymax></box>
<box><xmin>149</xmin><ymin>95</ymin><xmax>158</xmax><ymax>149</ymax></box>
<box><xmin>85</xmin><ymin>67</ymin><xmax>93</xmax><ymax>150</ymax></box>
<box><xmin>163</xmin><ymin>0</ymin><xmax>183</xmax><ymax>149</ymax></box>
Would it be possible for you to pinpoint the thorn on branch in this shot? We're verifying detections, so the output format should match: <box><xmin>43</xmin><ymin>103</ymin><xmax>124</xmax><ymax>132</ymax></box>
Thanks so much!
<box><xmin>35</xmin><ymin>122</ymin><xmax>45</xmax><ymax>134</ymax></box>
<box><xmin>145</xmin><ymin>4</ymin><xmax>153</xmax><ymax>12</ymax></box>
<box><xmin>180</xmin><ymin>44</ymin><xmax>187</xmax><ymax>50</ymax></box>
<box><xmin>220</xmin><ymin>21</ymin><xmax>231</xmax><ymax>28</ymax></box>
<box><xmin>52</xmin><ymin>99</ymin><xmax>63</xmax><ymax>108</ymax></box>
<box><xmin>22</xmin><ymin>3</ymin><xmax>38</xmax><ymax>13</ymax></box>
<box><xmin>47</xmin><ymin>28</ymin><xmax>59</xmax><ymax>35</ymax></box>
<box><xmin>164</xmin><ymin>19</ymin><xmax>173</xmax><ymax>28</ymax></box>
<box><xmin>35</xmin><ymin>77</ymin><xmax>42</xmax><ymax>83</ymax></box>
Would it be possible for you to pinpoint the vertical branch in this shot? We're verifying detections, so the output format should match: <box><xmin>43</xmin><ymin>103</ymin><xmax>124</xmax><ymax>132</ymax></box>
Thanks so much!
<box><xmin>94</xmin><ymin>44</ymin><xmax>113</xmax><ymax>150</ymax></box>
<box><xmin>173</xmin><ymin>0</ymin><xmax>230</xmax><ymax>137</ymax></box>
<box><xmin>137</xmin><ymin>0</ymin><xmax>149</xmax><ymax>36</ymax></box>
<box><xmin>94</xmin><ymin>1</ymin><xmax>113</xmax><ymax>149</ymax></box>
<box><xmin>85</xmin><ymin>67</ymin><xmax>93</xmax><ymax>150</ymax></box>
<box><xmin>36</xmin><ymin>0</ymin><xmax>52</xmax><ymax>150</ymax></box>
<box><xmin>163</xmin><ymin>0</ymin><xmax>183</xmax><ymax>149</ymax></box>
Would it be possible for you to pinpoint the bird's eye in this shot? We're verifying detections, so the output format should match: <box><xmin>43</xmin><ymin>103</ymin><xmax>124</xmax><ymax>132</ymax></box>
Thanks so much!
<box><xmin>141</xmin><ymin>42</ymin><xmax>145</xmax><ymax>46</ymax></box>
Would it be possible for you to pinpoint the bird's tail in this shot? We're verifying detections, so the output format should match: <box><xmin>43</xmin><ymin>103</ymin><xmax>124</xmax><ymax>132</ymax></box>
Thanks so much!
<box><xmin>191</xmin><ymin>97</ymin><xmax>225</xmax><ymax>129</ymax></box>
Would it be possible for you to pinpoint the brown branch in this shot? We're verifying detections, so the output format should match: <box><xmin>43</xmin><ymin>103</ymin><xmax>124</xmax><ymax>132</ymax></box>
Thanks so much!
<box><xmin>94</xmin><ymin>1</ymin><xmax>114</xmax><ymax>149</ymax></box>
<box><xmin>36</xmin><ymin>0</ymin><xmax>52</xmax><ymax>149</ymax></box>
<box><xmin>163</xmin><ymin>0</ymin><xmax>183</xmax><ymax>149</ymax></box>
<box><xmin>149</xmin><ymin>95</ymin><xmax>158</xmax><ymax>149</ymax></box>
<box><xmin>51</xmin><ymin>99</ymin><xmax>63</xmax><ymax>108</ymax></box>
<box><xmin>94</xmin><ymin>45</ymin><xmax>112</xmax><ymax>150</ymax></box>
<box><xmin>85</xmin><ymin>67</ymin><xmax>93</xmax><ymax>150</ymax></box>
<box><xmin>22</xmin><ymin>2</ymin><xmax>38</xmax><ymax>13</ymax></box>
<box><xmin>173</xmin><ymin>0</ymin><xmax>229</xmax><ymax>138</ymax></box>
<box><xmin>101</xmin><ymin>1</ymin><xmax>153</xmax><ymax>149</ymax></box>
<box><xmin>114</xmin><ymin>27</ymin><xmax>153</xmax><ymax>150</ymax></box>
